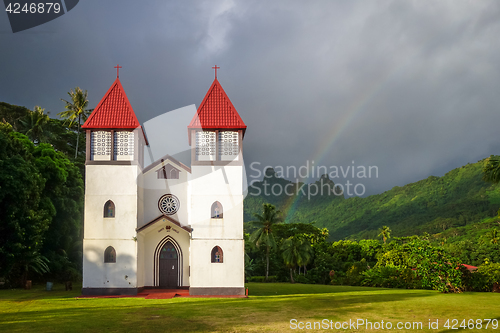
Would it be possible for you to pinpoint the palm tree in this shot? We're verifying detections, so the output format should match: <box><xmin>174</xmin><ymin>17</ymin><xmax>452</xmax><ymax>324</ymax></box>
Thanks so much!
<box><xmin>378</xmin><ymin>225</ymin><xmax>391</xmax><ymax>244</ymax></box>
<box><xmin>19</xmin><ymin>106</ymin><xmax>52</xmax><ymax>144</ymax></box>
<box><xmin>249</xmin><ymin>203</ymin><xmax>282</xmax><ymax>282</ymax></box>
<box><xmin>19</xmin><ymin>251</ymin><xmax>50</xmax><ymax>287</ymax></box>
<box><xmin>482</xmin><ymin>155</ymin><xmax>500</xmax><ymax>184</ymax></box>
<box><xmin>58</xmin><ymin>87</ymin><xmax>93</xmax><ymax>159</ymax></box>
<box><xmin>281</xmin><ymin>236</ymin><xmax>312</xmax><ymax>283</ymax></box>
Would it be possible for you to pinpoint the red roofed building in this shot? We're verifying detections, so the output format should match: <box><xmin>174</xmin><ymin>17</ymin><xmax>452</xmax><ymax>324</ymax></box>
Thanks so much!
<box><xmin>82</xmin><ymin>78</ymin><xmax>140</xmax><ymax>129</ymax></box>
<box><xmin>188</xmin><ymin>78</ymin><xmax>246</xmax><ymax>164</ymax></box>
<box><xmin>82</xmin><ymin>69</ymin><xmax>246</xmax><ymax>297</ymax></box>
<box><xmin>82</xmin><ymin>78</ymin><xmax>147</xmax><ymax>163</ymax></box>
<box><xmin>188</xmin><ymin>78</ymin><xmax>246</xmax><ymax>136</ymax></box>
<box><xmin>459</xmin><ymin>264</ymin><xmax>478</xmax><ymax>272</ymax></box>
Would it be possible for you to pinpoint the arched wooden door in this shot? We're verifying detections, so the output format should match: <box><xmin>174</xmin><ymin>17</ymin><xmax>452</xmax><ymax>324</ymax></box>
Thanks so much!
<box><xmin>159</xmin><ymin>241</ymin><xmax>178</xmax><ymax>288</ymax></box>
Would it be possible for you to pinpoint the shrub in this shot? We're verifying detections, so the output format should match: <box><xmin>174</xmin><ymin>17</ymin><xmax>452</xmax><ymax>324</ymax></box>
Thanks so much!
<box><xmin>344</xmin><ymin>259</ymin><xmax>369</xmax><ymax>286</ymax></box>
<box><xmin>464</xmin><ymin>262</ymin><xmax>500</xmax><ymax>291</ymax></box>
<box><xmin>294</xmin><ymin>274</ymin><xmax>310</xmax><ymax>284</ymax></box>
<box><xmin>361</xmin><ymin>266</ymin><xmax>420</xmax><ymax>289</ymax></box>
<box><xmin>247</xmin><ymin>276</ymin><xmax>277</xmax><ymax>283</ymax></box>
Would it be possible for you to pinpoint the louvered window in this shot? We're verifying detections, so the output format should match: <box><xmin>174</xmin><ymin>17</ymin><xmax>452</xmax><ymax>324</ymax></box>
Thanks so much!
<box><xmin>114</xmin><ymin>131</ymin><xmax>134</xmax><ymax>161</ymax></box>
<box><xmin>218</xmin><ymin>131</ymin><xmax>239</xmax><ymax>161</ymax></box>
<box><xmin>91</xmin><ymin>131</ymin><xmax>112</xmax><ymax>161</ymax></box>
<box><xmin>195</xmin><ymin>131</ymin><xmax>216</xmax><ymax>161</ymax></box>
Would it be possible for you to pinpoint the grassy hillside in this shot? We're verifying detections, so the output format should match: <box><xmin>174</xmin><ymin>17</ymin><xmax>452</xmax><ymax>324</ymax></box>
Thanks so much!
<box><xmin>244</xmin><ymin>159</ymin><xmax>500</xmax><ymax>241</ymax></box>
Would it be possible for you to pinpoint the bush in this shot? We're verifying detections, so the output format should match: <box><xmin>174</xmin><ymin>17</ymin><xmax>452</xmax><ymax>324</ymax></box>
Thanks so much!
<box><xmin>464</xmin><ymin>262</ymin><xmax>500</xmax><ymax>291</ymax></box>
<box><xmin>247</xmin><ymin>276</ymin><xmax>277</xmax><ymax>283</ymax></box>
<box><xmin>344</xmin><ymin>259</ymin><xmax>369</xmax><ymax>286</ymax></box>
<box><xmin>361</xmin><ymin>266</ymin><xmax>420</xmax><ymax>289</ymax></box>
<box><xmin>294</xmin><ymin>274</ymin><xmax>310</xmax><ymax>284</ymax></box>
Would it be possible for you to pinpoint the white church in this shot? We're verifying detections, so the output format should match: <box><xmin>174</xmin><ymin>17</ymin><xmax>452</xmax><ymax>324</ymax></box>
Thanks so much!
<box><xmin>81</xmin><ymin>70</ymin><xmax>246</xmax><ymax>296</ymax></box>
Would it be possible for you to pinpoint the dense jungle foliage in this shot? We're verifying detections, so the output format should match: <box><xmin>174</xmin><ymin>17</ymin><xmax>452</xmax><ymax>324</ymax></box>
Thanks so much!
<box><xmin>0</xmin><ymin>101</ymin><xmax>86</xmax><ymax>287</ymax></box>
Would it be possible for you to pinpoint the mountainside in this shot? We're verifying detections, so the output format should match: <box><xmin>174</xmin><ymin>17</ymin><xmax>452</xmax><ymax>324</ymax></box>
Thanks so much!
<box><xmin>244</xmin><ymin>159</ymin><xmax>500</xmax><ymax>240</ymax></box>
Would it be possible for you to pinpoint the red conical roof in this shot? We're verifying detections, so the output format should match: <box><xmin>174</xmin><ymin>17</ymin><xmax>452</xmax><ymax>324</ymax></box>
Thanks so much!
<box><xmin>188</xmin><ymin>78</ymin><xmax>246</xmax><ymax>135</ymax></box>
<box><xmin>82</xmin><ymin>78</ymin><xmax>140</xmax><ymax>129</ymax></box>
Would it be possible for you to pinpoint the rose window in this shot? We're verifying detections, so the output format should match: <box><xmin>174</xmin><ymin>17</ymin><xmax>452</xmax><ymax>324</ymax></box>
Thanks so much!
<box><xmin>158</xmin><ymin>194</ymin><xmax>180</xmax><ymax>215</ymax></box>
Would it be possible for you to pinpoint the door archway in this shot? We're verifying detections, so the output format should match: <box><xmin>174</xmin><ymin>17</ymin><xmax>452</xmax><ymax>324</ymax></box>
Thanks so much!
<box><xmin>159</xmin><ymin>241</ymin><xmax>178</xmax><ymax>288</ymax></box>
<box><xmin>154</xmin><ymin>236</ymin><xmax>183</xmax><ymax>288</ymax></box>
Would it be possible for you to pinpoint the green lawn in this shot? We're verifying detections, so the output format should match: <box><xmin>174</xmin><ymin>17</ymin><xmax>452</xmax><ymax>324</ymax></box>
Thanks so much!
<box><xmin>0</xmin><ymin>283</ymin><xmax>499</xmax><ymax>332</ymax></box>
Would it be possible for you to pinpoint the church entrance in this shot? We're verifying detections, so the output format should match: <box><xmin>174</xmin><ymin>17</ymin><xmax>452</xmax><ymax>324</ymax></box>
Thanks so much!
<box><xmin>159</xmin><ymin>241</ymin><xmax>178</xmax><ymax>288</ymax></box>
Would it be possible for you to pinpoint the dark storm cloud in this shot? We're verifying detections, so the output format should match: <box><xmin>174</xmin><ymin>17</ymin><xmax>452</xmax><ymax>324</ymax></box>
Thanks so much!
<box><xmin>1</xmin><ymin>0</ymin><xmax>500</xmax><ymax>196</ymax></box>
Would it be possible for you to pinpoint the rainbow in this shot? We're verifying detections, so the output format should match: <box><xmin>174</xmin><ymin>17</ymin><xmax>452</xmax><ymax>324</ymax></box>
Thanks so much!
<box><xmin>282</xmin><ymin>66</ymin><xmax>397</xmax><ymax>221</ymax></box>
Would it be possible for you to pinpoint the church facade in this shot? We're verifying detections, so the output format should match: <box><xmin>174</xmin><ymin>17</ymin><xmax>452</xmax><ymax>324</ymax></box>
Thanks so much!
<box><xmin>81</xmin><ymin>72</ymin><xmax>246</xmax><ymax>296</ymax></box>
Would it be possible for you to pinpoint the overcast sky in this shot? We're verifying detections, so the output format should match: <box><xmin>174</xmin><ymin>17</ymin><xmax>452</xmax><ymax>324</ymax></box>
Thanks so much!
<box><xmin>1</xmin><ymin>0</ymin><xmax>500</xmax><ymax>196</ymax></box>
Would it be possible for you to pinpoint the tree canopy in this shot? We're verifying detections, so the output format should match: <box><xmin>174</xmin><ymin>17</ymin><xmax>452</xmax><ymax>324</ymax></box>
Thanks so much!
<box><xmin>0</xmin><ymin>106</ymin><xmax>84</xmax><ymax>286</ymax></box>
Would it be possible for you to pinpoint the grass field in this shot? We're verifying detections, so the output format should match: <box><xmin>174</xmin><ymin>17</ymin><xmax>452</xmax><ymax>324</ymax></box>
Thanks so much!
<box><xmin>0</xmin><ymin>283</ymin><xmax>499</xmax><ymax>332</ymax></box>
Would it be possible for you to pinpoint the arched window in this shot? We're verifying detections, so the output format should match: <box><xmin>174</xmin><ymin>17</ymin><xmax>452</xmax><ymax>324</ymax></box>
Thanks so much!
<box><xmin>104</xmin><ymin>246</ymin><xmax>116</xmax><ymax>263</ymax></box>
<box><xmin>104</xmin><ymin>200</ymin><xmax>115</xmax><ymax>218</ymax></box>
<box><xmin>211</xmin><ymin>246</ymin><xmax>223</xmax><ymax>263</ymax></box>
<box><xmin>211</xmin><ymin>201</ymin><xmax>223</xmax><ymax>219</ymax></box>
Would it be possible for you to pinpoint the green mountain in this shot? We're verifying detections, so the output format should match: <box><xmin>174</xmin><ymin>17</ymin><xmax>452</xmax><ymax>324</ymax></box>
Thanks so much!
<box><xmin>244</xmin><ymin>159</ymin><xmax>500</xmax><ymax>241</ymax></box>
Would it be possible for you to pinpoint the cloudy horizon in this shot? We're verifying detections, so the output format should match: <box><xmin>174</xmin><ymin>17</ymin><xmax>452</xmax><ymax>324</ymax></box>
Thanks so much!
<box><xmin>1</xmin><ymin>0</ymin><xmax>500</xmax><ymax>196</ymax></box>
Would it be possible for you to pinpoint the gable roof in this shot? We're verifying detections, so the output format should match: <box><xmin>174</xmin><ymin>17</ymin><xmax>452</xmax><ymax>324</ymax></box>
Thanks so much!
<box><xmin>188</xmin><ymin>78</ymin><xmax>246</xmax><ymax>143</ymax></box>
<box><xmin>136</xmin><ymin>214</ymin><xmax>192</xmax><ymax>233</ymax></box>
<box><xmin>82</xmin><ymin>78</ymin><xmax>141</xmax><ymax>129</ymax></box>
<box><xmin>142</xmin><ymin>154</ymin><xmax>191</xmax><ymax>175</ymax></box>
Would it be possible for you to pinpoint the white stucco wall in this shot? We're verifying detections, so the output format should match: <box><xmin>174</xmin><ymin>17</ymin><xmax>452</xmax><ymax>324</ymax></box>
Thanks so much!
<box><xmin>189</xmin><ymin>165</ymin><xmax>244</xmax><ymax>240</ymax></box>
<box><xmin>139</xmin><ymin>160</ymin><xmax>190</xmax><ymax>229</ymax></box>
<box><xmin>83</xmin><ymin>164</ymin><xmax>140</xmax><ymax>289</ymax></box>
<box><xmin>136</xmin><ymin>233</ymin><xmax>145</xmax><ymax>287</ymax></box>
<box><xmin>189</xmin><ymin>239</ymin><xmax>244</xmax><ymax>288</ymax></box>
<box><xmin>188</xmin><ymin>164</ymin><xmax>245</xmax><ymax>290</ymax></box>
<box><xmin>84</xmin><ymin>165</ymin><xmax>140</xmax><ymax>239</ymax></box>
<box><xmin>189</xmin><ymin>196</ymin><xmax>243</xmax><ymax>239</ymax></box>
<box><xmin>82</xmin><ymin>239</ymin><xmax>137</xmax><ymax>288</ymax></box>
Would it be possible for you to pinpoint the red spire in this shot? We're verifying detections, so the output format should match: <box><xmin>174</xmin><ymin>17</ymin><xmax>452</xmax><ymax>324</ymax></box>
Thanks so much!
<box><xmin>188</xmin><ymin>78</ymin><xmax>246</xmax><ymax>139</ymax></box>
<box><xmin>82</xmin><ymin>78</ymin><xmax>140</xmax><ymax>129</ymax></box>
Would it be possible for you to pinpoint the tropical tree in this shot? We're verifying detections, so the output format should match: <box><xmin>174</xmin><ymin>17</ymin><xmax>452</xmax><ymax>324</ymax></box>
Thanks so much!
<box><xmin>482</xmin><ymin>155</ymin><xmax>500</xmax><ymax>184</ymax></box>
<box><xmin>407</xmin><ymin>240</ymin><xmax>463</xmax><ymax>293</ymax></box>
<box><xmin>19</xmin><ymin>106</ymin><xmax>52</xmax><ymax>144</ymax></box>
<box><xmin>0</xmin><ymin>123</ymin><xmax>51</xmax><ymax>285</ymax></box>
<box><xmin>0</xmin><ymin>122</ymin><xmax>84</xmax><ymax>286</ymax></box>
<box><xmin>0</xmin><ymin>102</ymin><xmax>31</xmax><ymax>131</ymax></box>
<box><xmin>378</xmin><ymin>226</ymin><xmax>391</xmax><ymax>244</ymax></box>
<box><xmin>18</xmin><ymin>252</ymin><xmax>50</xmax><ymax>287</ymax></box>
<box><xmin>281</xmin><ymin>236</ymin><xmax>312</xmax><ymax>283</ymax></box>
<box><xmin>490</xmin><ymin>229</ymin><xmax>499</xmax><ymax>245</ymax></box>
<box><xmin>420</xmin><ymin>232</ymin><xmax>431</xmax><ymax>241</ymax></box>
<box><xmin>58</xmin><ymin>87</ymin><xmax>93</xmax><ymax>159</ymax></box>
<box><xmin>249</xmin><ymin>203</ymin><xmax>282</xmax><ymax>282</ymax></box>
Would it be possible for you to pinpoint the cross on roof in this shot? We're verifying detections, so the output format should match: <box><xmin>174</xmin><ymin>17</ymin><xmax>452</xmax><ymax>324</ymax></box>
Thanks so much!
<box><xmin>212</xmin><ymin>65</ymin><xmax>220</xmax><ymax>79</ymax></box>
<box><xmin>114</xmin><ymin>64</ymin><xmax>122</xmax><ymax>78</ymax></box>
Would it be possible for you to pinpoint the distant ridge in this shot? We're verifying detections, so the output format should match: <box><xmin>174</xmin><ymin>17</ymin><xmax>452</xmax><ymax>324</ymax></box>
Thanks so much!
<box><xmin>244</xmin><ymin>159</ymin><xmax>500</xmax><ymax>240</ymax></box>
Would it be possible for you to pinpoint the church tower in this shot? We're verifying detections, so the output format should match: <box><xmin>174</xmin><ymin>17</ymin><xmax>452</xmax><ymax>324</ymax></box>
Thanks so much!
<box><xmin>81</xmin><ymin>72</ymin><xmax>147</xmax><ymax>295</ymax></box>
<box><xmin>187</xmin><ymin>70</ymin><xmax>247</xmax><ymax>295</ymax></box>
